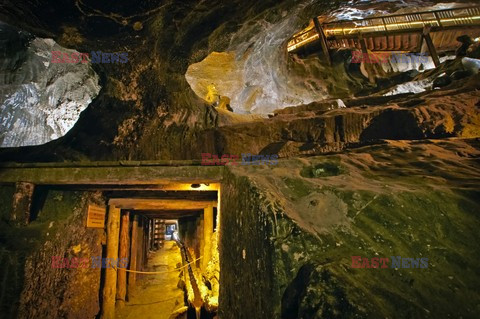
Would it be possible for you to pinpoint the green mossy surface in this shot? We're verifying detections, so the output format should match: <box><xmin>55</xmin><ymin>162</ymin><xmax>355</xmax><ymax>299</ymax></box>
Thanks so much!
<box><xmin>220</xmin><ymin>139</ymin><xmax>480</xmax><ymax>319</ymax></box>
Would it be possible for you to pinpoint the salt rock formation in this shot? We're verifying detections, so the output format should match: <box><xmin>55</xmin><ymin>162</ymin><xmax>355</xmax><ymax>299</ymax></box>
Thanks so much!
<box><xmin>0</xmin><ymin>24</ymin><xmax>100</xmax><ymax>147</ymax></box>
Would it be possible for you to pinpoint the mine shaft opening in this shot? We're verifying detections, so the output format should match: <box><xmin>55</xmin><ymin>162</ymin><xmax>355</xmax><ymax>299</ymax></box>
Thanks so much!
<box><xmin>100</xmin><ymin>182</ymin><xmax>220</xmax><ymax>319</ymax></box>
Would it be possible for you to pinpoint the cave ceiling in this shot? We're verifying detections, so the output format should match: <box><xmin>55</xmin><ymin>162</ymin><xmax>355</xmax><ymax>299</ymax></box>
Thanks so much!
<box><xmin>0</xmin><ymin>0</ymin><xmax>478</xmax><ymax>161</ymax></box>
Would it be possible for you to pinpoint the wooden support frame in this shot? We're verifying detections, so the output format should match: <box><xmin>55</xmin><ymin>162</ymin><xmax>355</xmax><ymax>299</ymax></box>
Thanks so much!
<box><xmin>422</xmin><ymin>26</ymin><xmax>440</xmax><ymax>67</ymax></box>
<box><xmin>116</xmin><ymin>211</ymin><xmax>130</xmax><ymax>305</ymax></box>
<box><xmin>101</xmin><ymin>205</ymin><xmax>121</xmax><ymax>319</ymax></box>
<box><xmin>358</xmin><ymin>34</ymin><xmax>376</xmax><ymax>84</ymax></box>
<box><xmin>137</xmin><ymin>218</ymin><xmax>144</xmax><ymax>273</ymax></box>
<box><xmin>203</xmin><ymin>204</ymin><xmax>214</xmax><ymax>271</ymax></box>
<box><xmin>128</xmin><ymin>215</ymin><xmax>138</xmax><ymax>296</ymax></box>
<box><xmin>313</xmin><ymin>17</ymin><xmax>332</xmax><ymax>66</ymax></box>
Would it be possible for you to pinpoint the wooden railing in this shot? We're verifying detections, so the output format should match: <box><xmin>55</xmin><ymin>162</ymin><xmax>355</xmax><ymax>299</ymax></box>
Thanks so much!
<box><xmin>288</xmin><ymin>5</ymin><xmax>480</xmax><ymax>53</ymax></box>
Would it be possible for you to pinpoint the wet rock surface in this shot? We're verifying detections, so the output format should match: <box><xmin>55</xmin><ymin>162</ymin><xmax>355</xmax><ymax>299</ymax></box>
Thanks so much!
<box><xmin>221</xmin><ymin>138</ymin><xmax>480</xmax><ymax>319</ymax></box>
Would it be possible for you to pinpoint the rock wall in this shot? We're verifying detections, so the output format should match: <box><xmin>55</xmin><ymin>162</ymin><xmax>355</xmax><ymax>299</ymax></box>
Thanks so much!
<box><xmin>219</xmin><ymin>138</ymin><xmax>480</xmax><ymax>318</ymax></box>
<box><xmin>0</xmin><ymin>188</ymin><xmax>105</xmax><ymax>319</ymax></box>
<box><xmin>0</xmin><ymin>23</ymin><xmax>101</xmax><ymax>147</ymax></box>
<box><xmin>219</xmin><ymin>171</ymin><xmax>276</xmax><ymax>318</ymax></box>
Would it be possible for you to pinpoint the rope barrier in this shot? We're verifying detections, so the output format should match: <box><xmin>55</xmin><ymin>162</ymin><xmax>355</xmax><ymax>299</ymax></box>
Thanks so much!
<box><xmin>114</xmin><ymin>256</ymin><xmax>202</xmax><ymax>275</ymax></box>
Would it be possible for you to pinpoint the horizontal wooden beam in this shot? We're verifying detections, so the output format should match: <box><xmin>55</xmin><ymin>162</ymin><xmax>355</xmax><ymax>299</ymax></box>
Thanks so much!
<box><xmin>326</xmin><ymin>25</ymin><xmax>480</xmax><ymax>42</ymax></box>
<box><xmin>0</xmin><ymin>162</ymin><xmax>223</xmax><ymax>185</ymax></box>
<box><xmin>108</xmin><ymin>199</ymin><xmax>217</xmax><ymax>210</ymax></box>
<box><xmin>137</xmin><ymin>211</ymin><xmax>201</xmax><ymax>219</ymax></box>
<box><xmin>103</xmin><ymin>190</ymin><xmax>218</xmax><ymax>201</ymax></box>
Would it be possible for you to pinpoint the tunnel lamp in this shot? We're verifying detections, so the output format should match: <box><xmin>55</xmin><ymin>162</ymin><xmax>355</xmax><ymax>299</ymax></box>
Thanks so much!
<box><xmin>190</xmin><ymin>183</ymin><xmax>201</xmax><ymax>189</ymax></box>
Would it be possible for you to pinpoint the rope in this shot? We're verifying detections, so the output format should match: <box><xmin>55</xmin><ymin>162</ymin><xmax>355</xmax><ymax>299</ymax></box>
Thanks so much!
<box><xmin>114</xmin><ymin>256</ymin><xmax>202</xmax><ymax>274</ymax></box>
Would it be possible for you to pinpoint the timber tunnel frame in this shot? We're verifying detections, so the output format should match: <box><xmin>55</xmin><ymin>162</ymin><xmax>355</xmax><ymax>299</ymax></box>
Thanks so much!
<box><xmin>0</xmin><ymin>160</ymin><xmax>225</xmax><ymax>318</ymax></box>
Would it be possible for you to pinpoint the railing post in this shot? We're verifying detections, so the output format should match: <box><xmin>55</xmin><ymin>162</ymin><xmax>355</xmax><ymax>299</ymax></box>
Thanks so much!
<box><xmin>422</xmin><ymin>25</ymin><xmax>440</xmax><ymax>67</ymax></box>
<box><xmin>313</xmin><ymin>17</ymin><xmax>332</xmax><ymax>66</ymax></box>
<box><xmin>358</xmin><ymin>34</ymin><xmax>376</xmax><ymax>84</ymax></box>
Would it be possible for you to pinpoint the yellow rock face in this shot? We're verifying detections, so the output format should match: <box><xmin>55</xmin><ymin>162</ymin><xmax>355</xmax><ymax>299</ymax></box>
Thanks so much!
<box><xmin>217</xmin><ymin>96</ymin><xmax>231</xmax><ymax>110</ymax></box>
<box><xmin>186</xmin><ymin>51</ymin><xmax>244</xmax><ymax>109</ymax></box>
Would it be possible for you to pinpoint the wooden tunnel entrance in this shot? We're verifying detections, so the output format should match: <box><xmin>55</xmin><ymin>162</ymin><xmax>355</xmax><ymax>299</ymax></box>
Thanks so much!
<box><xmin>104</xmin><ymin>187</ymin><xmax>220</xmax><ymax>319</ymax></box>
<box><xmin>0</xmin><ymin>161</ymin><xmax>224</xmax><ymax>319</ymax></box>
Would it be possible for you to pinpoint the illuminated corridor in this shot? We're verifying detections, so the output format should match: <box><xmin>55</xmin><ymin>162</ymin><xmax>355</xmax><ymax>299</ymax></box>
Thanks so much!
<box><xmin>115</xmin><ymin>241</ymin><xmax>184</xmax><ymax>319</ymax></box>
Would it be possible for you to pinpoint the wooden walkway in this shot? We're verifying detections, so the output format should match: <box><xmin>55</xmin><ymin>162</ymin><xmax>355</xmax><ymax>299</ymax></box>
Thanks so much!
<box><xmin>288</xmin><ymin>6</ymin><xmax>480</xmax><ymax>66</ymax></box>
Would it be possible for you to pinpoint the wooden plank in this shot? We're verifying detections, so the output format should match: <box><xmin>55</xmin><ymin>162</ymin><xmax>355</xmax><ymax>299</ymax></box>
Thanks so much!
<box><xmin>128</xmin><ymin>215</ymin><xmax>138</xmax><ymax>295</ymax></box>
<box><xmin>116</xmin><ymin>211</ymin><xmax>130</xmax><ymax>304</ymax></box>
<box><xmin>422</xmin><ymin>26</ymin><xmax>441</xmax><ymax>67</ymax></box>
<box><xmin>203</xmin><ymin>205</ymin><xmax>214</xmax><ymax>271</ymax></box>
<box><xmin>108</xmin><ymin>199</ymin><xmax>217</xmax><ymax>210</ymax></box>
<box><xmin>359</xmin><ymin>35</ymin><xmax>376</xmax><ymax>84</ymax></box>
<box><xmin>0</xmin><ymin>165</ymin><xmax>223</xmax><ymax>185</ymax></box>
<box><xmin>101</xmin><ymin>205</ymin><xmax>121</xmax><ymax>319</ymax></box>
<box><xmin>313</xmin><ymin>17</ymin><xmax>332</xmax><ymax>65</ymax></box>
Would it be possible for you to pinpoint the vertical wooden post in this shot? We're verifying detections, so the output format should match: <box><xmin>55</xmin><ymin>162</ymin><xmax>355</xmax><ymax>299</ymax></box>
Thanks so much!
<box><xmin>313</xmin><ymin>17</ymin><xmax>332</xmax><ymax>66</ymax></box>
<box><xmin>149</xmin><ymin>219</ymin><xmax>154</xmax><ymax>250</ymax></box>
<box><xmin>203</xmin><ymin>204</ymin><xmax>214</xmax><ymax>270</ymax></box>
<box><xmin>359</xmin><ymin>34</ymin><xmax>376</xmax><ymax>84</ymax></box>
<box><xmin>422</xmin><ymin>26</ymin><xmax>440</xmax><ymax>67</ymax></box>
<box><xmin>101</xmin><ymin>205</ymin><xmax>120</xmax><ymax>319</ymax></box>
<box><xmin>11</xmin><ymin>182</ymin><xmax>35</xmax><ymax>225</ymax></box>
<box><xmin>116</xmin><ymin>211</ymin><xmax>129</xmax><ymax>305</ymax></box>
<box><xmin>144</xmin><ymin>218</ymin><xmax>149</xmax><ymax>268</ymax></box>
<box><xmin>159</xmin><ymin>219</ymin><xmax>165</xmax><ymax>247</ymax></box>
<box><xmin>197</xmin><ymin>217</ymin><xmax>204</xmax><ymax>268</ymax></box>
<box><xmin>137</xmin><ymin>218</ymin><xmax>144</xmax><ymax>273</ymax></box>
<box><xmin>128</xmin><ymin>215</ymin><xmax>138</xmax><ymax>294</ymax></box>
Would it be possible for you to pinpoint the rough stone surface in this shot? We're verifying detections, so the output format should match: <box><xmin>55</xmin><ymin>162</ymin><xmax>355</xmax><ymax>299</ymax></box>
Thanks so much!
<box><xmin>0</xmin><ymin>189</ymin><xmax>104</xmax><ymax>319</ymax></box>
<box><xmin>0</xmin><ymin>23</ymin><xmax>100</xmax><ymax>147</ymax></box>
<box><xmin>220</xmin><ymin>138</ymin><xmax>480</xmax><ymax>319</ymax></box>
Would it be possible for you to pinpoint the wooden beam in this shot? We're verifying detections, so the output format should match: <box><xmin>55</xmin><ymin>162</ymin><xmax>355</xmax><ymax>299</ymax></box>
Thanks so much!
<box><xmin>203</xmin><ymin>205</ymin><xmax>213</xmax><ymax>271</ymax></box>
<box><xmin>359</xmin><ymin>34</ymin><xmax>376</xmax><ymax>84</ymax></box>
<box><xmin>137</xmin><ymin>218</ymin><xmax>143</xmax><ymax>274</ymax></box>
<box><xmin>144</xmin><ymin>217</ymin><xmax>149</xmax><ymax>268</ymax></box>
<box><xmin>128</xmin><ymin>215</ymin><xmax>138</xmax><ymax>296</ymax></box>
<box><xmin>135</xmin><ymin>210</ymin><xmax>202</xmax><ymax>220</ymax></box>
<box><xmin>108</xmin><ymin>199</ymin><xmax>217</xmax><ymax>210</ymax></box>
<box><xmin>422</xmin><ymin>26</ymin><xmax>440</xmax><ymax>67</ymax></box>
<box><xmin>104</xmin><ymin>190</ymin><xmax>218</xmax><ymax>201</ymax></box>
<box><xmin>0</xmin><ymin>164</ymin><xmax>223</xmax><ymax>185</ymax></box>
<box><xmin>313</xmin><ymin>17</ymin><xmax>332</xmax><ymax>66</ymax></box>
<box><xmin>11</xmin><ymin>182</ymin><xmax>35</xmax><ymax>225</ymax></box>
<box><xmin>197</xmin><ymin>217</ymin><xmax>204</xmax><ymax>268</ymax></box>
<box><xmin>101</xmin><ymin>205</ymin><xmax>121</xmax><ymax>319</ymax></box>
<box><xmin>149</xmin><ymin>219</ymin><xmax>154</xmax><ymax>250</ymax></box>
<box><xmin>116</xmin><ymin>211</ymin><xmax>129</xmax><ymax>305</ymax></box>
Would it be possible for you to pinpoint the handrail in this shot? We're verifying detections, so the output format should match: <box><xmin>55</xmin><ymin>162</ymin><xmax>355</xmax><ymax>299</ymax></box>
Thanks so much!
<box><xmin>287</xmin><ymin>5</ymin><xmax>480</xmax><ymax>52</ymax></box>
<box><xmin>322</xmin><ymin>5</ymin><xmax>480</xmax><ymax>27</ymax></box>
